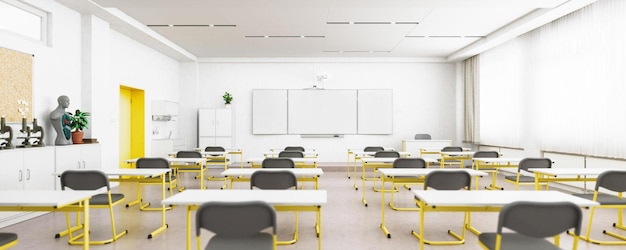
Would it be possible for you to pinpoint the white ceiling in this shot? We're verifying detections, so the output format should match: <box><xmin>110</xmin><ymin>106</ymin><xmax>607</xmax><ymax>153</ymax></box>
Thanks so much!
<box><xmin>74</xmin><ymin>0</ymin><xmax>579</xmax><ymax>60</ymax></box>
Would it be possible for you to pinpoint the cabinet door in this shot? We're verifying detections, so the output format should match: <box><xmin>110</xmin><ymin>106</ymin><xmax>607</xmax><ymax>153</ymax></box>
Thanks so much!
<box><xmin>23</xmin><ymin>148</ymin><xmax>55</xmax><ymax>191</ymax></box>
<box><xmin>0</xmin><ymin>151</ymin><xmax>24</xmax><ymax>190</ymax></box>
<box><xmin>81</xmin><ymin>144</ymin><xmax>102</xmax><ymax>170</ymax></box>
<box><xmin>198</xmin><ymin>137</ymin><xmax>216</xmax><ymax>148</ymax></box>
<box><xmin>55</xmin><ymin>146</ymin><xmax>82</xmax><ymax>174</ymax></box>
<box><xmin>198</xmin><ymin>109</ymin><xmax>216</xmax><ymax>137</ymax></box>
<box><xmin>215</xmin><ymin>109</ymin><xmax>232</xmax><ymax>136</ymax></box>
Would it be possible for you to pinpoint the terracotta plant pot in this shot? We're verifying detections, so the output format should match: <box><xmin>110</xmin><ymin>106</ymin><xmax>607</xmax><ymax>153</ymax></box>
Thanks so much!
<box><xmin>71</xmin><ymin>131</ymin><xmax>84</xmax><ymax>144</ymax></box>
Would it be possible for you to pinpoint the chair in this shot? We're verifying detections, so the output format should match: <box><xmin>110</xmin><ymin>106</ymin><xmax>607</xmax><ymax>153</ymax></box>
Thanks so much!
<box><xmin>250</xmin><ymin>170</ymin><xmax>299</xmax><ymax>245</ymax></box>
<box><xmin>59</xmin><ymin>170</ymin><xmax>128</xmax><ymax>245</ymax></box>
<box><xmin>0</xmin><ymin>233</ymin><xmax>17</xmax><ymax>249</ymax></box>
<box><xmin>262</xmin><ymin>158</ymin><xmax>295</xmax><ymax>168</ymax></box>
<box><xmin>374</xmin><ymin>151</ymin><xmax>400</xmax><ymax>158</ymax></box>
<box><xmin>175</xmin><ymin>151</ymin><xmax>211</xmax><ymax>189</ymax></box>
<box><xmin>503</xmin><ymin>158</ymin><xmax>551</xmax><ymax>190</ymax></box>
<box><xmin>471</xmin><ymin>151</ymin><xmax>500</xmax><ymax>190</ymax></box>
<box><xmin>196</xmin><ymin>201</ymin><xmax>277</xmax><ymax>250</ymax></box>
<box><xmin>132</xmin><ymin>157</ymin><xmax>179</xmax><ymax>211</ymax></box>
<box><xmin>278</xmin><ymin>150</ymin><xmax>304</xmax><ymax>158</ymax></box>
<box><xmin>479</xmin><ymin>201</ymin><xmax>582</xmax><ymax>250</ymax></box>
<box><xmin>414</xmin><ymin>134</ymin><xmax>432</xmax><ymax>140</ymax></box>
<box><xmin>438</xmin><ymin>146</ymin><xmax>465</xmax><ymax>168</ymax></box>
<box><xmin>389</xmin><ymin>158</ymin><xmax>427</xmax><ymax>211</ymax></box>
<box><xmin>412</xmin><ymin>170</ymin><xmax>471</xmax><ymax>245</ymax></box>
<box><xmin>284</xmin><ymin>146</ymin><xmax>305</xmax><ymax>152</ymax></box>
<box><xmin>569</xmin><ymin>170</ymin><xmax>626</xmax><ymax>245</ymax></box>
<box><xmin>364</xmin><ymin>146</ymin><xmax>384</xmax><ymax>153</ymax></box>
<box><xmin>204</xmin><ymin>146</ymin><xmax>230</xmax><ymax>188</ymax></box>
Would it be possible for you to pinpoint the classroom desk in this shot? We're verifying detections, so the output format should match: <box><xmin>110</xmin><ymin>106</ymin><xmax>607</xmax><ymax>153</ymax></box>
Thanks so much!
<box><xmin>411</xmin><ymin>190</ymin><xmax>599</xmax><ymax>250</ymax></box>
<box><xmin>221</xmin><ymin>168</ymin><xmax>324</xmax><ymax>189</ymax></box>
<box><xmin>419</xmin><ymin>147</ymin><xmax>471</xmax><ymax>157</ymax></box>
<box><xmin>55</xmin><ymin>168</ymin><xmax>171</xmax><ymax>239</ymax></box>
<box><xmin>264</xmin><ymin>151</ymin><xmax>319</xmax><ymax>158</ymax></box>
<box><xmin>378</xmin><ymin>168</ymin><xmax>488</xmax><ymax>238</ymax></box>
<box><xmin>0</xmin><ymin>190</ymin><xmax>98</xmax><ymax>249</ymax></box>
<box><xmin>472</xmin><ymin>157</ymin><xmax>521</xmax><ymax>190</ymax></box>
<box><xmin>437</xmin><ymin>151</ymin><xmax>475</xmax><ymax>168</ymax></box>
<box><xmin>347</xmin><ymin>149</ymin><xmax>411</xmax><ymax>190</ymax></box>
<box><xmin>528</xmin><ymin>168</ymin><xmax>615</xmax><ymax>190</ymax></box>
<box><xmin>162</xmin><ymin>189</ymin><xmax>327</xmax><ymax>250</ymax></box>
<box><xmin>126</xmin><ymin>157</ymin><xmax>207</xmax><ymax>189</ymax></box>
<box><xmin>247</xmin><ymin>157</ymin><xmax>318</xmax><ymax>168</ymax></box>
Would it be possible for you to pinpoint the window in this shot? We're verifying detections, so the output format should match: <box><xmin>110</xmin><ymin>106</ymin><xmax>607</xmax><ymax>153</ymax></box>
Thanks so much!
<box><xmin>0</xmin><ymin>0</ymin><xmax>48</xmax><ymax>43</ymax></box>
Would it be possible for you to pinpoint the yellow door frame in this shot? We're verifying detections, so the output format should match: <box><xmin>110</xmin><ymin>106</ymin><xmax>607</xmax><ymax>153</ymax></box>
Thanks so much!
<box><xmin>120</xmin><ymin>86</ymin><xmax>145</xmax><ymax>168</ymax></box>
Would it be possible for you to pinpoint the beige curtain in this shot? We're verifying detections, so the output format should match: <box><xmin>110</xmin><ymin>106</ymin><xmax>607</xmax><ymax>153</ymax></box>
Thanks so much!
<box><xmin>463</xmin><ymin>55</ymin><xmax>479</xmax><ymax>144</ymax></box>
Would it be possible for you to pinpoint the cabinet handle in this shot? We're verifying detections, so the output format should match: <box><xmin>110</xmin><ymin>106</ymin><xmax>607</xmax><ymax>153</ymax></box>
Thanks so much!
<box><xmin>77</xmin><ymin>161</ymin><xmax>81</xmax><ymax>169</ymax></box>
<box><xmin>18</xmin><ymin>170</ymin><xmax>22</xmax><ymax>181</ymax></box>
<box><xmin>82</xmin><ymin>161</ymin><xmax>86</xmax><ymax>169</ymax></box>
<box><xmin>27</xmin><ymin>169</ymin><xmax>31</xmax><ymax>180</ymax></box>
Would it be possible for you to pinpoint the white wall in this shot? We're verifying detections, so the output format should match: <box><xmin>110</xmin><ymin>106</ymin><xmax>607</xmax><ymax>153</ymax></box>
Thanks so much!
<box><xmin>180</xmin><ymin>60</ymin><xmax>458</xmax><ymax>162</ymax></box>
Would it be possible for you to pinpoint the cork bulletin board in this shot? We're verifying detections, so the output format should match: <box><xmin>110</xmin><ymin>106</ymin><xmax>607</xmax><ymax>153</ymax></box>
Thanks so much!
<box><xmin>0</xmin><ymin>47</ymin><xmax>33</xmax><ymax>122</ymax></box>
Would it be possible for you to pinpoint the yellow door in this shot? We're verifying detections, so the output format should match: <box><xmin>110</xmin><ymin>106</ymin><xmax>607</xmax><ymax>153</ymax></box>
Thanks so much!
<box><xmin>119</xmin><ymin>88</ymin><xmax>132</xmax><ymax>168</ymax></box>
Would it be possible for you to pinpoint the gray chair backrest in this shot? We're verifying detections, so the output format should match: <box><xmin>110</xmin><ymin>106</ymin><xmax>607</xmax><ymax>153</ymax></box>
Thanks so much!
<box><xmin>205</xmin><ymin>146</ymin><xmax>226</xmax><ymax>152</ymax></box>
<box><xmin>278</xmin><ymin>150</ymin><xmax>304</xmax><ymax>158</ymax></box>
<box><xmin>61</xmin><ymin>170</ymin><xmax>110</xmax><ymax>191</ymax></box>
<box><xmin>518</xmin><ymin>158</ymin><xmax>552</xmax><ymax>172</ymax></box>
<box><xmin>284</xmin><ymin>146</ymin><xmax>305</xmax><ymax>152</ymax></box>
<box><xmin>393</xmin><ymin>158</ymin><xmax>426</xmax><ymax>168</ymax></box>
<box><xmin>414</xmin><ymin>134</ymin><xmax>432</xmax><ymax>140</ymax></box>
<box><xmin>594</xmin><ymin>170</ymin><xmax>626</xmax><ymax>192</ymax></box>
<box><xmin>136</xmin><ymin>157</ymin><xmax>169</xmax><ymax>169</ymax></box>
<box><xmin>441</xmin><ymin>146</ymin><xmax>463</xmax><ymax>152</ymax></box>
<box><xmin>196</xmin><ymin>201</ymin><xmax>276</xmax><ymax>237</ymax></box>
<box><xmin>251</xmin><ymin>170</ymin><xmax>297</xmax><ymax>190</ymax></box>
<box><xmin>498</xmin><ymin>201</ymin><xmax>582</xmax><ymax>237</ymax></box>
<box><xmin>375</xmin><ymin>151</ymin><xmax>400</xmax><ymax>158</ymax></box>
<box><xmin>262</xmin><ymin>158</ymin><xmax>295</xmax><ymax>168</ymax></box>
<box><xmin>424</xmin><ymin>171</ymin><xmax>471</xmax><ymax>190</ymax></box>
<box><xmin>176</xmin><ymin>150</ymin><xmax>202</xmax><ymax>158</ymax></box>
<box><xmin>364</xmin><ymin>146</ymin><xmax>384</xmax><ymax>152</ymax></box>
<box><xmin>473</xmin><ymin>151</ymin><xmax>499</xmax><ymax>158</ymax></box>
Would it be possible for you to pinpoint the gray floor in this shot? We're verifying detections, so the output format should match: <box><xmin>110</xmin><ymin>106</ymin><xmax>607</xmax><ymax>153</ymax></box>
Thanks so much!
<box><xmin>2</xmin><ymin>165</ymin><xmax>626</xmax><ymax>250</ymax></box>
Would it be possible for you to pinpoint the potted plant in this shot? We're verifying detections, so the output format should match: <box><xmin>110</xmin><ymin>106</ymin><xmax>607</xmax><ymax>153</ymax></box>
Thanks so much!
<box><xmin>223</xmin><ymin>92</ymin><xmax>233</xmax><ymax>108</ymax></box>
<box><xmin>68</xmin><ymin>109</ymin><xmax>90</xmax><ymax>144</ymax></box>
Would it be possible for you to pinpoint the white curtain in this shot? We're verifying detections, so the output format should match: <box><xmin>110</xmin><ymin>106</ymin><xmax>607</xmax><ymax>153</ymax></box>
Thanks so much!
<box><xmin>463</xmin><ymin>55</ymin><xmax>479</xmax><ymax>144</ymax></box>
<box><xmin>479</xmin><ymin>0</ymin><xmax>626</xmax><ymax>158</ymax></box>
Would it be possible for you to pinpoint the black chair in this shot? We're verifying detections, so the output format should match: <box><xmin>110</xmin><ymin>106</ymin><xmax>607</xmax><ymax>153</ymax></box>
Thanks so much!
<box><xmin>284</xmin><ymin>146</ymin><xmax>305</xmax><ymax>152</ymax></box>
<box><xmin>0</xmin><ymin>233</ymin><xmax>17</xmax><ymax>249</ymax></box>
<box><xmin>414</xmin><ymin>134</ymin><xmax>432</xmax><ymax>140</ymax></box>
<box><xmin>204</xmin><ymin>146</ymin><xmax>230</xmax><ymax>189</ymax></box>
<box><xmin>278</xmin><ymin>150</ymin><xmax>304</xmax><ymax>158</ymax></box>
<box><xmin>196</xmin><ymin>201</ymin><xmax>277</xmax><ymax>250</ymax></box>
<box><xmin>471</xmin><ymin>151</ymin><xmax>500</xmax><ymax>190</ymax></box>
<box><xmin>262</xmin><ymin>158</ymin><xmax>295</xmax><ymax>168</ymax></box>
<box><xmin>364</xmin><ymin>146</ymin><xmax>384</xmax><ymax>154</ymax></box>
<box><xmin>134</xmin><ymin>157</ymin><xmax>179</xmax><ymax>207</ymax></box>
<box><xmin>569</xmin><ymin>170</ymin><xmax>626</xmax><ymax>245</ymax></box>
<box><xmin>174</xmin><ymin>151</ymin><xmax>207</xmax><ymax>189</ymax></box>
<box><xmin>59</xmin><ymin>170</ymin><xmax>128</xmax><ymax>245</ymax></box>
<box><xmin>389</xmin><ymin>158</ymin><xmax>428</xmax><ymax>210</ymax></box>
<box><xmin>412</xmin><ymin>170</ymin><xmax>471</xmax><ymax>245</ymax></box>
<box><xmin>374</xmin><ymin>151</ymin><xmax>400</xmax><ymax>158</ymax></box>
<box><xmin>479</xmin><ymin>201</ymin><xmax>582</xmax><ymax>250</ymax></box>
<box><xmin>438</xmin><ymin>146</ymin><xmax>465</xmax><ymax>168</ymax></box>
<box><xmin>503</xmin><ymin>158</ymin><xmax>552</xmax><ymax>190</ymax></box>
<box><xmin>250</xmin><ymin>170</ymin><xmax>298</xmax><ymax>245</ymax></box>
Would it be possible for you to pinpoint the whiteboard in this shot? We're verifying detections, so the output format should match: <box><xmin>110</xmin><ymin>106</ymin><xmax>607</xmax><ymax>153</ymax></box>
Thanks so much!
<box><xmin>252</xmin><ymin>89</ymin><xmax>288</xmax><ymax>134</ymax></box>
<box><xmin>288</xmin><ymin>89</ymin><xmax>358</xmax><ymax>134</ymax></box>
<box><xmin>358</xmin><ymin>89</ymin><xmax>393</xmax><ymax>134</ymax></box>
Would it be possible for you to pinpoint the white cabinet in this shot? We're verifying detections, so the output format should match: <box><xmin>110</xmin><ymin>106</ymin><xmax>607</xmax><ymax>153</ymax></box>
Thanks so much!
<box><xmin>152</xmin><ymin>100</ymin><xmax>179</xmax><ymax>116</ymax></box>
<box><xmin>0</xmin><ymin>147</ymin><xmax>55</xmax><ymax>225</ymax></box>
<box><xmin>54</xmin><ymin>144</ymin><xmax>102</xmax><ymax>183</ymax></box>
<box><xmin>198</xmin><ymin>108</ymin><xmax>233</xmax><ymax>148</ymax></box>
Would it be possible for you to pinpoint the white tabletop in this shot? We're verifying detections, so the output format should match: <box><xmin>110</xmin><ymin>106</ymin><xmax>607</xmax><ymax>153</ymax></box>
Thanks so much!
<box><xmin>348</xmin><ymin>147</ymin><xmax>395</xmax><ymax>152</ymax></box>
<box><xmin>362</xmin><ymin>157</ymin><xmax>439</xmax><ymax>164</ymax></box>
<box><xmin>439</xmin><ymin>151</ymin><xmax>476</xmax><ymax>156</ymax></box>
<box><xmin>473</xmin><ymin>157</ymin><xmax>522</xmax><ymax>163</ymax></box>
<box><xmin>170</xmin><ymin>151</ymin><xmax>227</xmax><ymax>157</ymax></box>
<box><xmin>264</xmin><ymin>151</ymin><xmax>319</xmax><ymax>157</ymax></box>
<box><xmin>162</xmin><ymin>189</ymin><xmax>327</xmax><ymax>206</ymax></box>
<box><xmin>350</xmin><ymin>151</ymin><xmax>411</xmax><ymax>157</ymax></box>
<box><xmin>126</xmin><ymin>157</ymin><xmax>205</xmax><ymax>164</ymax></box>
<box><xmin>412</xmin><ymin>190</ymin><xmax>599</xmax><ymax>207</ymax></box>
<box><xmin>221</xmin><ymin>168</ymin><xmax>323</xmax><ymax>177</ymax></box>
<box><xmin>420</xmin><ymin>147</ymin><xmax>471</xmax><ymax>152</ymax></box>
<box><xmin>269</xmin><ymin>148</ymin><xmax>316</xmax><ymax>152</ymax></box>
<box><xmin>56</xmin><ymin>168</ymin><xmax>171</xmax><ymax>178</ymax></box>
<box><xmin>0</xmin><ymin>190</ymin><xmax>100</xmax><ymax>207</ymax></box>
<box><xmin>528</xmin><ymin>168</ymin><xmax>617</xmax><ymax>176</ymax></box>
<box><xmin>379</xmin><ymin>168</ymin><xmax>488</xmax><ymax>177</ymax></box>
<box><xmin>193</xmin><ymin>148</ymin><xmax>242</xmax><ymax>153</ymax></box>
<box><xmin>247</xmin><ymin>158</ymin><xmax>318</xmax><ymax>164</ymax></box>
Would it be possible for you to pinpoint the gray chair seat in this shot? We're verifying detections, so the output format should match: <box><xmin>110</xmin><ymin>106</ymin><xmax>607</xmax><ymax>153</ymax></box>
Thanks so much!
<box><xmin>0</xmin><ymin>232</ymin><xmax>17</xmax><ymax>246</ymax></box>
<box><xmin>479</xmin><ymin>233</ymin><xmax>561</xmax><ymax>250</ymax></box>
<box><xmin>504</xmin><ymin>175</ymin><xmax>536</xmax><ymax>183</ymax></box>
<box><xmin>90</xmin><ymin>193</ymin><xmax>125</xmax><ymax>205</ymax></box>
<box><xmin>206</xmin><ymin>233</ymin><xmax>273</xmax><ymax>250</ymax></box>
<box><xmin>572</xmin><ymin>193</ymin><xmax>626</xmax><ymax>205</ymax></box>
